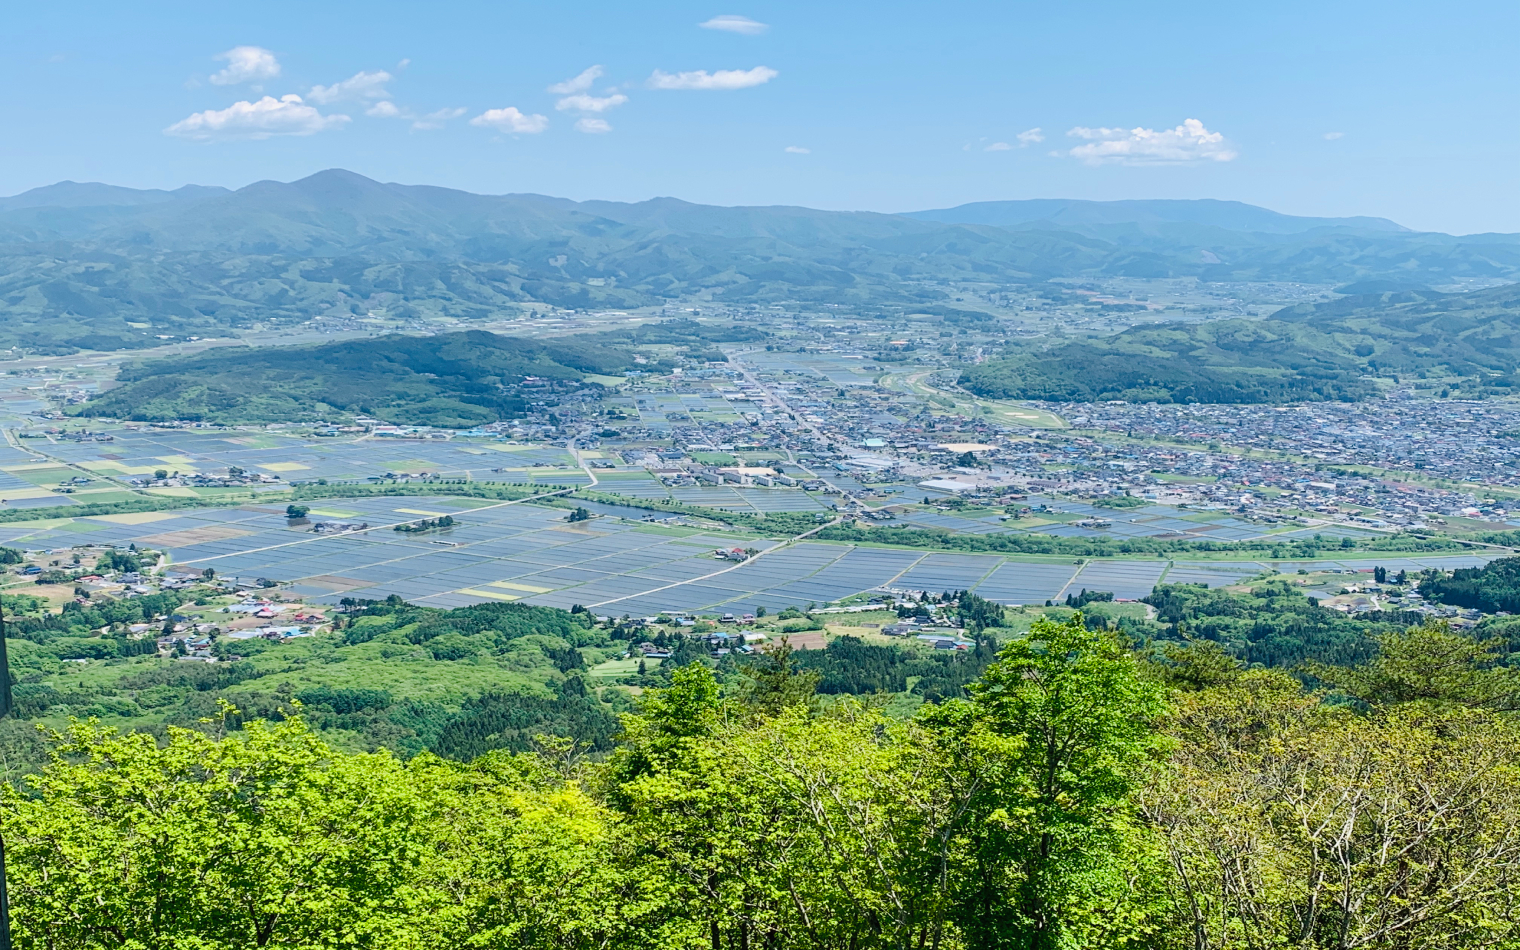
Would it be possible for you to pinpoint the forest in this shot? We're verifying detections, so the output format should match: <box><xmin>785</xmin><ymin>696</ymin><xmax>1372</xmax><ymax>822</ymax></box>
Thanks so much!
<box><xmin>961</xmin><ymin>281</ymin><xmax>1520</xmax><ymax>404</ymax></box>
<box><xmin>1419</xmin><ymin>555</ymin><xmax>1520</xmax><ymax>614</ymax></box>
<box><xmin>2</xmin><ymin>612</ymin><xmax>1516</xmax><ymax>950</ymax></box>
<box><xmin>71</xmin><ymin>330</ymin><xmax>649</xmax><ymax>426</ymax></box>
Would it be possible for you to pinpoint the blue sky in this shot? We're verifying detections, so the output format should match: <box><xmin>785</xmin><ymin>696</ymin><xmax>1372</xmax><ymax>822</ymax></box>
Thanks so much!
<box><xmin>5</xmin><ymin>0</ymin><xmax>1518</xmax><ymax>233</ymax></box>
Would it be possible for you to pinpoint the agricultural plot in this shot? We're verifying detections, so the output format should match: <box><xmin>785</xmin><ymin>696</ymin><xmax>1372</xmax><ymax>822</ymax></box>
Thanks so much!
<box><xmin>22</xmin><ymin>429</ymin><xmax>589</xmax><ymax>489</ymax></box>
<box><xmin>0</xmin><ymin>494</ymin><xmax>1499</xmax><ymax>616</ymax></box>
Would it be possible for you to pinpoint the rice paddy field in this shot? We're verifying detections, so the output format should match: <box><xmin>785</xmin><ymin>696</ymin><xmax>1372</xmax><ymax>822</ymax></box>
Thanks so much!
<box><xmin>0</xmin><ymin>488</ymin><xmax>1496</xmax><ymax>616</ymax></box>
<box><xmin>0</xmin><ymin>423</ymin><xmax>1496</xmax><ymax>615</ymax></box>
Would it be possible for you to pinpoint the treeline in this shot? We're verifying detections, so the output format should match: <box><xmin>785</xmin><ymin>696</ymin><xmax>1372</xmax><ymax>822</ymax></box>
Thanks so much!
<box><xmin>1140</xmin><ymin>580</ymin><xmax>1419</xmax><ymax>668</ymax></box>
<box><xmin>5</xmin><ymin>617</ymin><xmax>1519</xmax><ymax>949</ymax></box>
<box><xmin>814</xmin><ymin>523</ymin><xmax>1469</xmax><ymax>558</ymax></box>
<box><xmin>771</xmin><ymin>634</ymin><xmax>999</xmax><ymax>703</ymax></box>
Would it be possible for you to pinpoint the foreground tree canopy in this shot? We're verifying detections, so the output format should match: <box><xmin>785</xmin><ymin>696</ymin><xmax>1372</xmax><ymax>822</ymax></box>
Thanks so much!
<box><xmin>3</xmin><ymin>615</ymin><xmax>1519</xmax><ymax>950</ymax></box>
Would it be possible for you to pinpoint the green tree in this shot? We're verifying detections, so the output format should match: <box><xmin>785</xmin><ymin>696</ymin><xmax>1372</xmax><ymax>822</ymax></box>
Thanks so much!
<box><xmin>3</xmin><ymin>713</ymin><xmax>424</xmax><ymax>949</ymax></box>
<box><xmin>1309</xmin><ymin>622</ymin><xmax>1520</xmax><ymax>711</ymax></box>
<box><xmin>921</xmin><ymin>613</ymin><xmax>1168</xmax><ymax>949</ymax></box>
<box><xmin>733</xmin><ymin>636</ymin><xmax>821</xmax><ymax>718</ymax></box>
<box><xmin>285</xmin><ymin>504</ymin><xmax>310</xmax><ymax>519</ymax></box>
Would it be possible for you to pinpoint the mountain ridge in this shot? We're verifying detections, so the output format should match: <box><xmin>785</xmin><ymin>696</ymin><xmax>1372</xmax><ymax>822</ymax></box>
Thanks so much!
<box><xmin>902</xmin><ymin>197</ymin><xmax>1410</xmax><ymax>235</ymax></box>
<box><xmin>2</xmin><ymin>169</ymin><xmax>1520</xmax><ymax>356</ymax></box>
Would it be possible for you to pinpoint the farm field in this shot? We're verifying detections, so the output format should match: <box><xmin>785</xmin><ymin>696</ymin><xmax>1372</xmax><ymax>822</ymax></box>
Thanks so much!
<box><xmin>1</xmin><ymin>492</ymin><xmax>1496</xmax><ymax>615</ymax></box>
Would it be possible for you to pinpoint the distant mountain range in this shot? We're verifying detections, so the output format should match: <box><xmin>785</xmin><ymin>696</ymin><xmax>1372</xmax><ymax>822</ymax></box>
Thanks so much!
<box><xmin>903</xmin><ymin>198</ymin><xmax>1410</xmax><ymax>235</ymax></box>
<box><xmin>3</xmin><ymin>169</ymin><xmax>1520</xmax><ymax>355</ymax></box>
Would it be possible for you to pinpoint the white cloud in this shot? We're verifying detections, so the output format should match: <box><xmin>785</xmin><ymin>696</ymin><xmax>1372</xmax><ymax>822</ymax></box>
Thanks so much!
<box><xmin>366</xmin><ymin>101</ymin><xmax>401</xmax><ymax>118</ymax></box>
<box><xmin>648</xmin><ymin>66</ymin><xmax>778</xmax><ymax>90</ymax></box>
<box><xmin>165</xmin><ymin>94</ymin><xmax>349</xmax><ymax>140</ymax></box>
<box><xmin>209</xmin><ymin>46</ymin><xmax>280</xmax><ymax>86</ymax></box>
<box><xmin>470</xmin><ymin>106</ymin><xmax>549</xmax><ymax>134</ymax></box>
<box><xmin>1323</xmin><ymin>131</ymin><xmax>1344</xmax><ymax>140</ymax></box>
<box><xmin>556</xmin><ymin>92</ymin><xmax>628</xmax><ymax>113</ymax></box>
<box><xmin>548</xmin><ymin>65</ymin><xmax>603</xmax><ymax>95</ymax></box>
<box><xmin>1061</xmin><ymin>118</ymin><xmax>1237</xmax><ymax>165</ymax></box>
<box><xmin>576</xmin><ymin>117</ymin><xmax>612</xmax><ymax>134</ymax></box>
<box><xmin>984</xmin><ymin>142</ymin><xmax>1011</xmax><ymax>151</ymax></box>
<box><xmin>700</xmin><ymin>15</ymin><xmax>768</xmax><ymax>34</ymax></box>
<box><xmin>784</xmin><ymin>145</ymin><xmax>810</xmax><ymax>154</ymax></box>
<box><xmin>308</xmin><ymin>70</ymin><xmax>392</xmax><ymax>104</ymax></box>
<box><xmin>1016</xmin><ymin>127</ymin><xmax>1044</xmax><ymax>146</ymax></box>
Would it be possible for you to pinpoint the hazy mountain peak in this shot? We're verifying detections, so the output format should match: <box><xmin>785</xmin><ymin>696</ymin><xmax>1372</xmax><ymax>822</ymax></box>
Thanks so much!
<box><xmin>0</xmin><ymin>180</ymin><xmax>230</xmax><ymax>212</ymax></box>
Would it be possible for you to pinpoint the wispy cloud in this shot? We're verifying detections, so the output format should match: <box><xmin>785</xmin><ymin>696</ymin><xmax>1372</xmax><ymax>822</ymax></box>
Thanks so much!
<box><xmin>165</xmin><ymin>94</ymin><xmax>348</xmax><ymax>140</ymax></box>
<box><xmin>548</xmin><ymin>65</ymin><xmax>603</xmax><ymax>95</ymax></box>
<box><xmin>1016</xmin><ymin>127</ymin><xmax>1044</xmax><ymax>146</ymax></box>
<box><xmin>308</xmin><ymin>70</ymin><xmax>392</xmax><ymax>104</ymax></box>
<box><xmin>1323</xmin><ymin>131</ymin><xmax>1344</xmax><ymax>140</ymax></box>
<box><xmin>648</xmin><ymin>66</ymin><xmax>778</xmax><ymax>90</ymax></box>
<box><xmin>784</xmin><ymin>145</ymin><xmax>810</xmax><ymax>154</ymax></box>
<box><xmin>576</xmin><ymin>117</ymin><xmax>612</xmax><ymax>134</ymax></box>
<box><xmin>700</xmin><ymin>15</ymin><xmax>768</xmax><ymax>34</ymax></box>
<box><xmin>555</xmin><ymin>92</ymin><xmax>628</xmax><ymax>113</ymax></box>
<box><xmin>984</xmin><ymin>142</ymin><xmax>1011</xmax><ymax>151</ymax></box>
<box><xmin>209</xmin><ymin>46</ymin><xmax>280</xmax><ymax>86</ymax></box>
<box><xmin>470</xmin><ymin>106</ymin><xmax>549</xmax><ymax>134</ymax></box>
<box><xmin>367</xmin><ymin>101</ymin><xmax>466</xmax><ymax>130</ymax></box>
<box><xmin>1059</xmin><ymin>119</ymin><xmax>1237</xmax><ymax>165</ymax></box>
<box><xmin>411</xmin><ymin>107</ymin><xmax>467</xmax><ymax>130</ymax></box>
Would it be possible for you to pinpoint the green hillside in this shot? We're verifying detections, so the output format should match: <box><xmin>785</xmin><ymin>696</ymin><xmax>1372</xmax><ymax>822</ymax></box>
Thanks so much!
<box><xmin>73</xmin><ymin>330</ymin><xmax>640</xmax><ymax>426</ymax></box>
<box><xmin>963</xmin><ymin>281</ymin><xmax>1520</xmax><ymax>404</ymax></box>
<box><xmin>961</xmin><ymin>319</ymin><xmax>1379</xmax><ymax>403</ymax></box>
<box><xmin>8</xmin><ymin>170</ymin><xmax>1520</xmax><ymax>354</ymax></box>
<box><xmin>1272</xmin><ymin>282</ymin><xmax>1520</xmax><ymax>377</ymax></box>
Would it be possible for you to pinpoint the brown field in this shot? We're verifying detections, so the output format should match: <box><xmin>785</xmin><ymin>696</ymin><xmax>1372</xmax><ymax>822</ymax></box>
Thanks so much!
<box><xmin>300</xmin><ymin>575</ymin><xmax>371</xmax><ymax>592</ymax></box>
<box><xmin>136</xmin><ymin>526</ymin><xmax>253</xmax><ymax>548</ymax></box>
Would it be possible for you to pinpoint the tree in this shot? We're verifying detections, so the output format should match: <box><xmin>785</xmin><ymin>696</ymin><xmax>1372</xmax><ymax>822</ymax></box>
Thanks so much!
<box><xmin>1147</xmin><ymin>669</ymin><xmax>1520</xmax><ymax>950</ymax></box>
<box><xmin>567</xmin><ymin>507</ymin><xmax>591</xmax><ymax>523</ymax></box>
<box><xmin>97</xmin><ymin>550</ymin><xmax>141</xmax><ymax>574</ymax></box>
<box><xmin>286</xmin><ymin>504</ymin><xmax>310</xmax><ymax>519</ymax></box>
<box><xmin>1309</xmin><ymin>622</ymin><xmax>1520</xmax><ymax>711</ymax></box>
<box><xmin>920</xmin><ymin>614</ymin><xmax>1167</xmax><ymax>949</ymax></box>
<box><xmin>3</xmin><ymin>714</ymin><xmax>424</xmax><ymax>949</ymax></box>
<box><xmin>734</xmin><ymin>637</ymin><xmax>821</xmax><ymax>718</ymax></box>
<box><xmin>153</xmin><ymin>469</ymin><xmax>168</xmax><ymax>480</ymax></box>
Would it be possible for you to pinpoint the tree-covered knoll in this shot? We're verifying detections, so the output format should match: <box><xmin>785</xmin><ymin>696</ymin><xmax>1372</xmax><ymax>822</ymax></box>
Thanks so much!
<box><xmin>961</xmin><ymin>319</ymin><xmax>1377</xmax><ymax>404</ymax></box>
<box><xmin>1418</xmin><ymin>555</ymin><xmax>1520</xmax><ymax>613</ymax></box>
<box><xmin>6</xmin><ymin>616</ymin><xmax>1520</xmax><ymax>948</ymax></box>
<box><xmin>1272</xmin><ymin>280</ymin><xmax>1520</xmax><ymax>379</ymax></box>
<box><xmin>1139</xmin><ymin>580</ymin><xmax>1417</xmax><ymax>668</ymax></box>
<box><xmin>961</xmin><ymin>280</ymin><xmax>1520</xmax><ymax>404</ymax></box>
<box><xmin>71</xmin><ymin>330</ymin><xmax>643</xmax><ymax>426</ymax></box>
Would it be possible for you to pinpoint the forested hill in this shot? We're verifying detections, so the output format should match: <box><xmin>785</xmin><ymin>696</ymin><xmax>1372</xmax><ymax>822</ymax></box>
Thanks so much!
<box><xmin>7</xmin><ymin>169</ymin><xmax>1520</xmax><ymax>354</ymax></box>
<box><xmin>74</xmin><ymin>330</ymin><xmax>640</xmax><ymax>426</ymax></box>
<box><xmin>962</xmin><ymin>280</ymin><xmax>1520</xmax><ymax>404</ymax></box>
<box><xmin>1270</xmin><ymin>281</ymin><xmax>1520</xmax><ymax>375</ymax></box>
